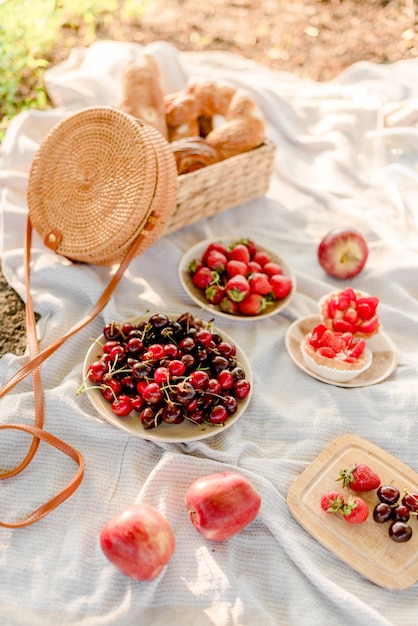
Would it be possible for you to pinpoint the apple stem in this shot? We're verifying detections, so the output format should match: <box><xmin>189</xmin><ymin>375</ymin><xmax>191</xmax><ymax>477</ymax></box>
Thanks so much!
<box><xmin>341</xmin><ymin>252</ymin><xmax>359</xmax><ymax>264</ymax></box>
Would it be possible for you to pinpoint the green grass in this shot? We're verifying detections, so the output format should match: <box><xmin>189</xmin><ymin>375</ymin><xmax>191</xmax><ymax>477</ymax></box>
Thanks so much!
<box><xmin>0</xmin><ymin>0</ymin><xmax>149</xmax><ymax>141</ymax></box>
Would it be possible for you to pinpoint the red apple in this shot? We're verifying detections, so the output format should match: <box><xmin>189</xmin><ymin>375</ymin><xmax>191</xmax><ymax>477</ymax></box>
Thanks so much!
<box><xmin>318</xmin><ymin>227</ymin><xmax>368</xmax><ymax>279</ymax></box>
<box><xmin>100</xmin><ymin>503</ymin><xmax>175</xmax><ymax>580</ymax></box>
<box><xmin>185</xmin><ymin>472</ymin><xmax>261</xmax><ymax>541</ymax></box>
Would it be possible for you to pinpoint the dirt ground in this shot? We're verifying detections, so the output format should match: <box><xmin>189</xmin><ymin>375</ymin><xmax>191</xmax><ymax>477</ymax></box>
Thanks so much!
<box><xmin>1</xmin><ymin>0</ymin><xmax>418</xmax><ymax>356</ymax></box>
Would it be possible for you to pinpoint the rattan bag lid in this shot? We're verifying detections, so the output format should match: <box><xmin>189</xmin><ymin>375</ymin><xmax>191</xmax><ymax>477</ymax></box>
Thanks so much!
<box><xmin>27</xmin><ymin>106</ymin><xmax>178</xmax><ymax>266</ymax></box>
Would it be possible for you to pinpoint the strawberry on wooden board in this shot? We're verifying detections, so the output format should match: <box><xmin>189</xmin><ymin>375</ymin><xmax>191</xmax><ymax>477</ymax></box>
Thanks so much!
<box><xmin>342</xmin><ymin>495</ymin><xmax>369</xmax><ymax>524</ymax></box>
<box><xmin>320</xmin><ymin>490</ymin><xmax>344</xmax><ymax>514</ymax></box>
<box><xmin>338</xmin><ymin>462</ymin><xmax>381</xmax><ymax>491</ymax></box>
<box><xmin>319</xmin><ymin>491</ymin><xmax>369</xmax><ymax>524</ymax></box>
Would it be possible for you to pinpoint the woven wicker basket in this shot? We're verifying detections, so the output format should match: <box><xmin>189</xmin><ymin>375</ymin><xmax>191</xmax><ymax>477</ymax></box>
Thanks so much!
<box><xmin>166</xmin><ymin>139</ymin><xmax>275</xmax><ymax>234</ymax></box>
<box><xmin>27</xmin><ymin>106</ymin><xmax>275</xmax><ymax>265</ymax></box>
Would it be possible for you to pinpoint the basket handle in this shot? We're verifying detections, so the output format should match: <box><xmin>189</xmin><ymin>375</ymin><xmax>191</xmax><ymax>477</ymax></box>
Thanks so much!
<box><xmin>0</xmin><ymin>212</ymin><xmax>156</xmax><ymax>527</ymax></box>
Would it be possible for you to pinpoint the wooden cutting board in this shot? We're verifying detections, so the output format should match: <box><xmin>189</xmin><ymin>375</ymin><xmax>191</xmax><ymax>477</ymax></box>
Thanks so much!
<box><xmin>287</xmin><ymin>435</ymin><xmax>418</xmax><ymax>589</ymax></box>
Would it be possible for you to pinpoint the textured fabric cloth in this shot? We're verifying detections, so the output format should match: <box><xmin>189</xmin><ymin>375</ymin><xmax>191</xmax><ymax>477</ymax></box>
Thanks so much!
<box><xmin>1</xmin><ymin>40</ymin><xmax>418</xmax><ymax>625</ymax></box>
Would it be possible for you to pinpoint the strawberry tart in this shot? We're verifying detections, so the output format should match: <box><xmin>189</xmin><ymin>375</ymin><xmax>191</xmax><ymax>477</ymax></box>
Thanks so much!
<box><xmin>301</xmin><ymin>323</ymin><xmax>373</xmax><ymax>383</ymax></box>
<box><xmin>319</xmin><ymin>287</ymin><xmax>380</xmax><ymax>338</ymax></box>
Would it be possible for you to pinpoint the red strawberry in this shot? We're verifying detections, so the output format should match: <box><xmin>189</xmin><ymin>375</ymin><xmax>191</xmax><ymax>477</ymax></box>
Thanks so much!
<box><xmin>247</xmin><ymin>260</ymin><xmax>262</xmax><ymax>274</ymax></box>
<box><xmin>332</xmin><ymin>319</ymin><xmax>355</xmax><ymax>334</ymax></box>
<box><xmin>326</xmin><ymin>298</ymin><xmax>338</xmax><ymax>319</ymax></box>
<box><xmin>309</xmin><ymin>324</ymin><xmax>327</xmax><ymax>348</ymax></box>
<box><xmin>339</xmin><ymin>332</ymin><xmax>354</xmax><ymax>349</ymax></box>
<box><xmin>226</xmin><ymin>259</ymin><xmax>248</xmax><ymax>277</ymax></box>
<box><xmin>269</xmin><ymin>274</ymin><xmax>292</xmax><ymax>299</ymax></box>
<box><xmin>320</xmin><ymin>329</ymin><xmax>344</xmax><ymax>352</ymax></box>
<box><xmin>347</xmin><ymin>337</ymin><xmax>366</xmax><ymax>359</ymax></box>
<box><xmin>192</xmin><ymin>266</ymin><xmax>214</xmax><ymax>289</ymax></box>
<box><xmin>225</xmin><ymin>274</ymin><xmax>250</xmax><ymax>302</ymax></box>
<box><xmin>205</xmin><ymin>249</ymin><xmax>227</xmax><ymax>272</ymax></box>
<box><xmin>262</xmin><ymin>261</ymin><xmax>283</xmax><ymax>277</ymax></box>
<box><xmin>343</xmin><ymin>307</ymin><xmax>358</xmax><ymax>324</ymax></box>
<box><xmin>338</xmin><ymin>462</ymin><xmax>381</xmax><ymax>491</ymax></box>
<box><xmin>238</xmin><ymin>293</ymin><xmax>266</xmax><ymax>316</ymax></box>
<box><xmin>219</xmin><ymin>296</ymin><xmax>238</xmax><ymax>314</ymax></box>
<box><xmin>252</xmin><ymin>250</ymin><xmax>271</xmax><ymax>266</ymax></box>
<box><xmin>205</xmin><ymin>283</ymin><xmax>225</xmax><ymax>304</ymax></box>
<box><xmin>356</xmin><ymin>296</ymin><xmax>379</xmax><ymax>320</ymax></box>
<box><xmin>239</xmin><ymin>238</ymin><xmax>257</xmax><ymax>257</ymax></box>
<box><xmin>188</xmin><ymin>259</ymin><xmax>204</xmax><ymax>275</ymax></box>
<box><xmin>337</xmin><ymin>288</ymin><xmax>357</xmax><ymax>309</ymax></box>
<box><xmin>248</xmin><ymin>272</ymin><xmax>272</xmax><ymax>295</ymax></box>
<box><xmin>202</xmin><ymin>241</ymin><xmax>228</xmax><ymax>263</ymax></box>
<box><xmin>228</xmin><ymin>243</ymin><xmax>251</xmax><ymax>264</ymax></box>
<box><xmin>357</xmin><ymin>315</ymin><xmax>379</xmax><ymax>335</ymax></box>
<box><xmin>317</xmin><ymin>346</ymin><xmax>337</xmax><ymax>358</ymax></box>
<box><xmin>342</xmin><ymin>495</ymin><xmax>369</xmax><ymax>524</ymax></box>
<box><xmin>320</xmin><ymin>490</ymin><xmax>344</xmax><ymax>514</ymax></box>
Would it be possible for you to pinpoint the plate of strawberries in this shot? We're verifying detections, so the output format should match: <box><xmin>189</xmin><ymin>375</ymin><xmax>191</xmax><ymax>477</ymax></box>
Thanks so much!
<box><xmin>179</xmin><ymin>237</ymin><xmax>296</xmax><ymax>320</ymax></box>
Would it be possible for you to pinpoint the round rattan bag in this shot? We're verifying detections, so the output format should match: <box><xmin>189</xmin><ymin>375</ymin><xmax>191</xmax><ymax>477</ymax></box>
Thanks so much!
<box><xmin>27</xmin><ymin>106</ymin><xmax>178</xmax><ymax>266</ymax></box>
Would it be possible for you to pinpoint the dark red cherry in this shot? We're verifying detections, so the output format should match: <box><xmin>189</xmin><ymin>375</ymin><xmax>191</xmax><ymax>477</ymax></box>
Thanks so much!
<box><xmin>221</xmin><ymin>394</ymin><xmax>238</xmax><ymax>415</ymax></box>
<box><xmin>377</xmin><ymin>485</ymin><xmax>400</xmax><ymax>505</ymax></box>
<box><xmin>140</xmin><ymin>407</ymin><xmax>158</xmax><ymax>429</ymax></box>
<box><xmin>103</xmin><ymin>322</ymin><xmax>122</xmax><ymax>341</ymax></box>
<box><xmin>111</xmin><ymin>394</ymin><xmax>132</xmax><ymax>417</ymax></box>
<box><xmin>188</xmin><ymin>370</ymin><xmax>210</xmax><ymax>389</ymax></box>
<box><xmin>234</xmin><ymin>379</ymin><xmax>251</xmax><ymax>399</ymax></box>
<box><xmin>209</xmin><ymin>405</ymin><xmax>228</xmax><ymax>424</ymax></box>
<box><xmin>402</xmin><ymin>491</ymin><xmax>418</xmax><ymax>513</ymax></box>
<box><xmin>217</xmin><ymin>341</ymin><xmax>236</xmax><ymax>357</ymax></box>
<box><xmin>389</xmin><ymin>521</ymin><xmax>412</xmax><ymax>543</ymax></box>
<box><xmin>100</xmin><ymin>378</ymin><xmax>122</xmax><ymax>402</ymax></box>
<box><xmin>142</xmin><ymin>382</ymin><xmax>163</xmax><ymax>405</ymax></box>
<box><xmin>373</xmin><ymin>502</ymin><xmax>392</xmax><ymax>523</ymax></box>
<box><xmin>88</xmin><ymin>360</ymin><xmax>108</xmax><ymax>383</ymax></box>
<box><xmin>161</xmin><ymin>404</ymin><xmax>184</xmax><ymax>424</ymax></box>
<box><xmin>392</xmin><ymin>505</ymin><xmax>410</xmax><ymax>523</ymax></box>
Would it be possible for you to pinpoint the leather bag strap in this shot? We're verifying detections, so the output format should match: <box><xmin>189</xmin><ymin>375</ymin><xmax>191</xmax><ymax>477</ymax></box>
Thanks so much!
<box><xmin>0</xmin><ymin>212</ymin><xmax>154</xmax><ymax>527</ymax></box>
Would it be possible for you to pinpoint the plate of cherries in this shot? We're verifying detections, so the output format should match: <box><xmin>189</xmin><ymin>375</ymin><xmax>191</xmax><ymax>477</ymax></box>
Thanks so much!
<box><xmin>81</xmin><ymin>311</ymin><xmax>252</xmax><ymax>442</ymax></box>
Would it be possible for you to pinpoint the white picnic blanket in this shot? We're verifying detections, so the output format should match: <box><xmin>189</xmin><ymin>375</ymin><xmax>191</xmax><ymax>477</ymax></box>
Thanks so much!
<box><xmin>1</xmin><ymin>40</ymin><xmax>418</xmax><ymax>626</ymax></box>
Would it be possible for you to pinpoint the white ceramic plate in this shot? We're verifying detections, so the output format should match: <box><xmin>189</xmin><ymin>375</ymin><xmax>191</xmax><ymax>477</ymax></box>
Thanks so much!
<box><xmin>285</xmin><ymin>314</ymin><xmax>397</xmax><ymax>388</ymax></box>
<box><xmin>178</xmin><ymin>238</ymin><xmax>296</xmax><ymax>321</ymax></box>
<box><xmin>82</xmin><ymin>312</ymin><xmax>253</xmax><ymax>442</ymax></box>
